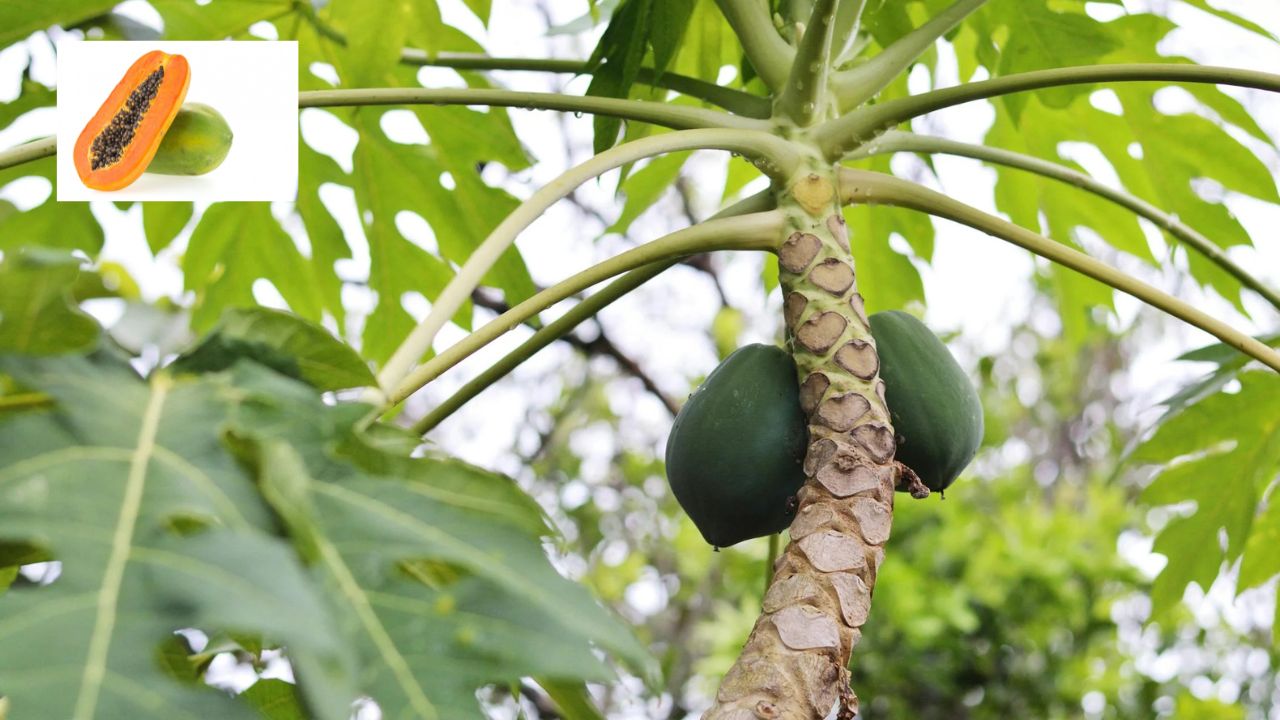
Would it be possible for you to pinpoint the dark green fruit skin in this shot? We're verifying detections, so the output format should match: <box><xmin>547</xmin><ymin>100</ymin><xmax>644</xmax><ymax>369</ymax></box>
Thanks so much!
<box><xmin>665</xmin><ymin>344</ymin><xmax>808</xmax><ymax>548</ymax></box>
<box><xmin>146</xmin><ymin>103</ymin><xmax>232</xmax><ymax>176</ymax></box>
<box><xmin>869</xmin><ymin>310</ymin><xmax>983</xmax><ymax>492</ymax></box>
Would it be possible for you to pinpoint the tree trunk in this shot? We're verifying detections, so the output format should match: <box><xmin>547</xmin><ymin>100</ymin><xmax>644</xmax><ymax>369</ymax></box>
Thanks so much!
<box><xmin>703</xmin><ymin>167</ymin><xmax>898</xmax><ymax>720</ymax></box>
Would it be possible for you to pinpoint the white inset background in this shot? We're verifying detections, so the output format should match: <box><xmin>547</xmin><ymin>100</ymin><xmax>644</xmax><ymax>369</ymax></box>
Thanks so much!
<box><xmin>56</xmin><ymin>40</ymin><xmax>297</xmax><ymax>201</ymax></box>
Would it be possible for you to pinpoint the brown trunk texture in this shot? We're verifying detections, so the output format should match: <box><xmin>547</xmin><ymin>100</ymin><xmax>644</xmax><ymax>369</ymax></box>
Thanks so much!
<box><xmin>703</xmin><ymin>171</ymin><xmax>896</xmax><ymax>720</ymax></box>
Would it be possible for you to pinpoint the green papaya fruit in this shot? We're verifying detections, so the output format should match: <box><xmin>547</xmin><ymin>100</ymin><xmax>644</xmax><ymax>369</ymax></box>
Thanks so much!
<box><xmin>869</xmin><ymin>310</ymin><xmax>983</xmax><ymax>493</ymax></box>
<box><xmin>665</xmin><ymin>344</ymin><xmax>808</xmax><ymax>548</ymax></box>
<box><xmin>146</xmin><ymin>103</ymin><xmax>233</xmax><ymax>176</ymax></box>
<box><xmin>665</xmin><ymin>315</ymin><xmax>982</xmax><ymax>547</ymax></box>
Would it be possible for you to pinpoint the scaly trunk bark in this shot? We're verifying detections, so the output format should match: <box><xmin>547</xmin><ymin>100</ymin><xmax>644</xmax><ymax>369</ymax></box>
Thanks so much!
<box><xmin>703</xmin><ymin>167</ymin><xmax>900</xmax><ymax>720</ymax></box>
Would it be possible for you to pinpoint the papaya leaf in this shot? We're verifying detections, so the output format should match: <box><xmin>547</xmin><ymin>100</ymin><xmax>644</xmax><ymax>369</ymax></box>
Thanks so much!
<box><xmin>171</xmin><ymin>307</ymin><xmax>375</xmax><ymax>391</ymax></box>
<box><xmin>609</xmin><ymin>152</ymin><xmax>690</xmax><ymax>236</ymax></box>
<box><xmin>1135</xmin><ymin>372</ymin><xmax>1280</xmax><ymax>618</ymax></box>
<box><xmin>0</xmin><ymin>248</ymin><xmax>98</xmax><ymax>354</ymax></box>
<box><xmin>183</xmin><ymin>203</ymin><xmax>325</xmax><ymax>334</ymax></box>
<box><xmin>0</xmin><ymin>157</ymin><xmax>103</xmax><ymax>256</ymax></box>
<box><xmin>587</xmin><ymin>0</ymin><xmax>653</xmax><ymax>153</ymax></box>
<box><xmin>0</xmin><ymin>0</ymin><xmax>122</xmax><ymax>47</ymax></box>
<box><xmin>150</xmin><ymin>0</ymin><xmax>294</xmax><ymax>40</ymax></box>
<box><xmin>239</xmin><ymin>679</ymin><xmax>309</xmax><ymax>720</ymax></box>
<box><xmin>0</xmin><ymin>354</ymin><xmax>354</xmax><ymax>720</ymax></box>
<box><xmin>218</xmin><ymin>363</ymin><xmax>658</xmax><ymax>716</ymax></box>
<box><xmin>141</xmin><ymin>202</ymin><xmax>193</xmax><ymax>255</ymax></box>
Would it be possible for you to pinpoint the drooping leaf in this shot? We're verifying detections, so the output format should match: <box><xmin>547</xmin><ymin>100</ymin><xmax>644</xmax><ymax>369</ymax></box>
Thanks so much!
<box><xmin>142</xmin><ymin>202</ymin><xmax>194</xmax><ymax>255</ymax></box>
<box><xmin>0</xmin><ymin>248</ymin><xmax>98</xmax><ymax>354</ymax></box>
<box><xmin>587</xmin><ymin>0</ymin><xmax>654</xmax><ymax>153</ymax></box>
<box><xmin>212</xmin><ymin>363</ymin><xmax>658</xmax><ymax>717</ymax></box>
<box><xmin>1136</xmin><ymin>372</ymin><xmax>1280</xmax><ymax>617</ymax></box>
<box><xmin>239</xmin><ymin>679</ymin><xmax>309</xmax><ymax>720</ymax></box>
<box><xmin>0</xmin><ymin>354</ymin><xmax>354</xmax><ymax>720</ymax></box>
<box><xmin>171</xmin><ymin>307</ymin><xmax>375</xmax><ymax>391</ymax></box>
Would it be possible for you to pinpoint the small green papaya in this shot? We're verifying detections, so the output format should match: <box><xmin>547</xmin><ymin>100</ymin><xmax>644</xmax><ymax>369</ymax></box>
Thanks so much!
<box><xmin>665</xmin><ymin>315</ymin><xmax>983</xmax><ymax>547</ymax></box>
<box><xmin>146</xmin><ymin>103</ymin><xmax>233</xmax><ymax>176</ymax></box>
<box><xmin>869</xmin><ymin>310</ymin><xmax>983</xmax><ymax>493</ymax></box>
<box><xmin>665</xmin><ymin>344</ymin><xmax>807</xmax><ymax>548</ymax></box>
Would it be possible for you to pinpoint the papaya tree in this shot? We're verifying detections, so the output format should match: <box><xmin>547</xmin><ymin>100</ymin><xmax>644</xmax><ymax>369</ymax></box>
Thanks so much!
<box><xmin>0</xmin><ymin>0</ymin><xmax>1278</xmax><ymax>718</ymax></box>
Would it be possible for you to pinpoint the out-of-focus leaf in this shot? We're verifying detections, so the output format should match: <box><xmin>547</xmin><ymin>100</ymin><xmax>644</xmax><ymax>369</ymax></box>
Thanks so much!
<box><xmin>0</xmin><ymin>354</ymin><xmax>355</xmax><ymax>720</ymax></box>
<box><xmin>0</xmin><ymin>157</ymin><xmax>103</xmax><ymax>255</ymax></box>
<box><xmin>151</xmin><ymin>0</ymin><xmax>293</xmax><ymax>39</ymax></box>
<box><xmin>171</xmin><ymin>307</ymin><xmax>375</xmax><ymax>391</ymax></box>
<box><xmin>0</xmin><ymin>73</ymin><xmax>54</xmax><ymax>133</ymax></box>
<box><xmin>183</xmin><ymin>203</ymin><xmax>324</xmax><ymax>333</ymax></box>
<box><xmin>609</xmin><ymin>152</ymin><xmax>690</xmax><ymax>235</ymax></box>
<box><xmin>329</xmin><ymin>0</ymin><xmax>409</xmax><ymax>86</ymax></box>
<box><xmin>220</xmin><ymin>364</ymin><xmax>657</xmax><ymax>717</ymax></box>
<box><xmin>0</xmin><ymin>0</ymin><xmax>121</xmax><ymax>46</ymax></box>
<box><xmin>0</xmin><ymin>248</ymin><xmax>98</xmax><ymax>354</ymax></box>
<box><xmin>142</xmin><ymin>202</ymin><xmax>193</xmax><ymax>254</ymax></box>
<box><xmin>540</xmin><ymin>679</ymin><xmax>606</xmax><ymax>720</ymax></box>
<box><xmin>1136</xmin><ymin>372</ymin><xmax>1280</xmax><ymax>617</ymax></box>
<box><xmin>240</xmin><ymin>679</ymin><xmax>308</xmax><ymax>720</ymax></box>
<box><xmin>1176</xmin><ymin>0</ymin><xmax>1278</xmax><ymax>42</ymax></box>
<box><xmin>983</xmin><ymin>0</ymin><xmax>1120</xmax><ymax>118</ymax></box>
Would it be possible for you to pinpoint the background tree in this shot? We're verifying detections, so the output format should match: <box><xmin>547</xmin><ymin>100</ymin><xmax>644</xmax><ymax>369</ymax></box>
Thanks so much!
<box><xmin>0</xmin><ymin>1</ymin><xmax>1277</xmax><ymax>718</ymax></box>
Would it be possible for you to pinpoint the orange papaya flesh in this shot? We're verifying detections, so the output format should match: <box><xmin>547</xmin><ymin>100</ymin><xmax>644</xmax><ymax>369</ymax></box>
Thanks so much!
<box><xmin>73</xmin><ymin>50</ymin><xmax>191</xmax><ymax>191</ymax></box>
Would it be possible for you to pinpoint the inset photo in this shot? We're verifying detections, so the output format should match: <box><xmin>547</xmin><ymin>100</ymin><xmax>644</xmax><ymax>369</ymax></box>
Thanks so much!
<box><xmin>56</xmin><ymin>41</ymin><xmax>297</xmax><ymax>201</ymax></box>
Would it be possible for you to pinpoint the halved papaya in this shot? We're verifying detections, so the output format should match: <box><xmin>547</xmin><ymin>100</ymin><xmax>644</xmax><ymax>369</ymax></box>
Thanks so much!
<box><xmin>73</xmin><ymin>50</ymin><xmax>191</xmax><ymax>191</ymax></box>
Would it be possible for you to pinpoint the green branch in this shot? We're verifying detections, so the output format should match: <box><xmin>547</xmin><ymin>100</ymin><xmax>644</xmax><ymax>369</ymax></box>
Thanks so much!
<box><xmin>851</xmin><ymin>130</ymin><xmax>1280</xmax><ymax>312</ymax></box>
<box><xmin>400</xmin><ymin>53</ymin><xmax>772</xmax><ymax>119</ymax></box>
<box><xmin>386</xmin><ymin>210</ymin><xmax>785</xmax><ymax>411</ymax></box>
<box><xmin>375</xmin><ymin>128</ymin><xmax>803</xmax><ymax>398</ymax></box>
<box><xmin>832</xmin><ymin>0</ymin><xmax>987</xmax><ymax>111</ymax></box>
<box><xmin>776</xmin><ymin>0</ymin><xmax>838</xmax><ymax>125</ymax></box>
<box><xmin>817</xmin><ymin>63</ymin><xmax>1280</xmax><ymax>158</ymax></box>
<box><xmin>829</xmin><ymin>0</ymin><xmax>869</xmax><ymax>67</ymax></box>
<box><xmin>0</xmin><ymin>392</ymin><xmax>53</xmax><ymax>411</ymax></box>
<box><xmin>411</xmin><ymin>261</ymin><xmax>672</xmax><ymax>434</ymax></box>
<box><xmin>714</xmin><ymin>0</ymin><xmax>796</xmax><ymax>91</ymax></box>
<box><xmin>410</xmin><ymin>189</ymin><xmax>776</xmax><ymax>434</ymax></box>
<box><xmin>0</xmin><ymin>136</ymin><xmax>55</xmax><ymax>172</ymax></box>
<box><xmin>291</xmin><ymin>2</ymin><xmax>772</xmax><ymax>118</ymax></box>
<box><xmin>299</xmin><ymin>87</ymin><xmax>762</xmax><ymax>131</ymax></box>
<box><xmin>838</xmin><ymin>168</ymin><xmax>1280</xmax><ymax>372</ymax></box>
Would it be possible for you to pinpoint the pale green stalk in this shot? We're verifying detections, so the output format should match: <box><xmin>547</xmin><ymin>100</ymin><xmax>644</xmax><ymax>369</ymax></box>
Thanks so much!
<box><xmin>833</xmin><ymin>0</ymin><xmax>988</xmax><ymax>111</ymax></box>
<box><xmin>411</xmin><ymin>261</ymin><xmax>672</xmax><ymax>434</ymax></box>
<box><xmin>817</xmin><ymin>63</ymin><xmax>1280</xmax><ymax>158</ymax></box>
<box><xmin>299</xmin><ymin>87</ymin><xmax>763</xmax><ymax>132</ymax></box>
<box><xmin>713</xmin><ymin>0</ymin><xmax>796</xmax><ymax>90</ymax></box>
<box><xmin>838</xmin><ymin>168</ymin><xmax>1280</xmax><ymax>372</ymax></box>
<box><xmin>0</xmin><ymin>136</ymin><xmax>55</xmax><ymax>171</ymax></box>
<box><xmin>410</xmin><ymin>190</ymin><xmax>776</xmax><ymax>434</ymax></box>
<box><xmin>830</xmin><ymin>0</ymin><xmax>870</xmax><ymax>66</ymax></box>
<box><xmin>399</xmin><ymin>52</ymin><xmax>772</xmax><ymax>118</ymax></box>
<box><xmin>375</xmin><ymin>128</ymin><xmax>803</xmax><ymax>398</ymax></box>
<box><xmin>776</xmin><ymin>0</ymin><xmax>838</xmax><ymax>125</ymax></box>
<box><xmin>387</xmin><ymin>211</ymin><xmax>785</xmax><ymax>410</ymax></box>
<box><xmin>851</xmin><ymin>130</ymin><xmax>1280</xmax><ymax>312</ymax></box>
